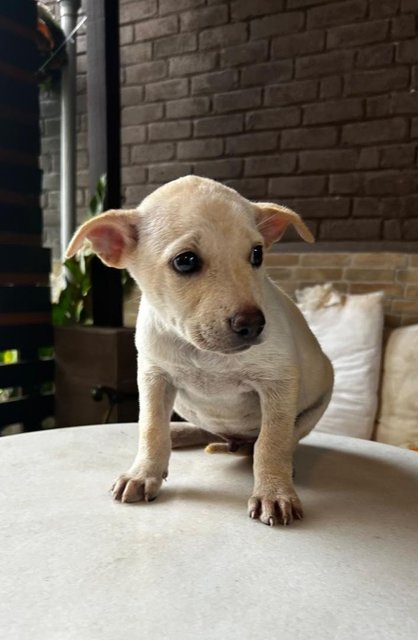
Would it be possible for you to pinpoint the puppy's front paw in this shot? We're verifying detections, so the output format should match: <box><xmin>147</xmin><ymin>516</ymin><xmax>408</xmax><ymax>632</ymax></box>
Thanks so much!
<box><xmin>111</xmin><ymin>468</ymin><xmax>167</xmax><ymax>504</ymax></box>
<box><xmin>248</xmin><ymin>488</ymin><xmax>303</xmax><ymax>527</ymax></box>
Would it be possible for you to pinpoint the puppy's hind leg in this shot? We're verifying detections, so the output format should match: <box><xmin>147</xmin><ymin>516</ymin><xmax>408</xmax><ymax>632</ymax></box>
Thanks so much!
<box><xmin>170</xmin><ymin>422</ymin><xmax>223</xmax><ymax>449</ymax></box>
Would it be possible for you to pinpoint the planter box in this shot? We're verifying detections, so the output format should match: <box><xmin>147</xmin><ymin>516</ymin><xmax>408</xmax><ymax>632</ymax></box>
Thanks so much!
<box><xmin>55</xmin><ymin>326</ymin><xmax>138</xmax><ymax>427</ymax></box>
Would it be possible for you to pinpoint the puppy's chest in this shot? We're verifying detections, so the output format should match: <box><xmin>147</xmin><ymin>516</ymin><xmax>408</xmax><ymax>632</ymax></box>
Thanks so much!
<box><xmin>168</xmin><ymin>360</ymin><xmax>253</xmax><ymax>397</ymax></box>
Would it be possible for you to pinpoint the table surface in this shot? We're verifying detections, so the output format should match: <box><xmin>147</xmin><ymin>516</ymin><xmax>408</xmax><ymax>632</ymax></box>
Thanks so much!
<box><xmin>1</xmin><ymin>423</ymin><xmax>417</xmax><ymax>640</ymax></box>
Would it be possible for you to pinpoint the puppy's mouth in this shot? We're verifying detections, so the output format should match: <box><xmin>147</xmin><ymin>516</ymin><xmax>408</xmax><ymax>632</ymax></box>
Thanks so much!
<box><xmin>191</xmin><ymin>334</ymin><xmax>263</xmax><ymax>355</ymax></box>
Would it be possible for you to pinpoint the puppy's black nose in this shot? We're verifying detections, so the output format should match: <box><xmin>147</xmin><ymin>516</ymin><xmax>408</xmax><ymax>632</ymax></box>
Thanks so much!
<box><xmin>229</xmin><ymin>308</ymin><xmax>265</xmax><ymax>340</ymax></box>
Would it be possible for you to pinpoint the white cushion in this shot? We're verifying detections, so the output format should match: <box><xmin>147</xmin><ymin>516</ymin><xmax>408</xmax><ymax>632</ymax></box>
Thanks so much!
<box><xmin>296</xmin><ymin>284</ymin><xmax>384</xmax><ymax>439</ymax></box>
<box><xmin>375</xmin><ymin>324</ymin><xmax>418</xmax><ymax>448</ymax></box>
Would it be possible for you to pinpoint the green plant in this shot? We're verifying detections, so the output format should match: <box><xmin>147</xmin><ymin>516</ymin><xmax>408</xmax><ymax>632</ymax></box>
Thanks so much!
<box><xmin>52</xmin><ymin>175</ymin><xmax>135</xmax><ymax>326</ymax></box>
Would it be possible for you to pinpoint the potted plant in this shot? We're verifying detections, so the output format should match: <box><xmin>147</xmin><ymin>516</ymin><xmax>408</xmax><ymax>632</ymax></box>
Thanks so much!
<box><xmin>53</xmin><ymin>176</ymin><xmax>139</xmax><ymax>427</ymax></box>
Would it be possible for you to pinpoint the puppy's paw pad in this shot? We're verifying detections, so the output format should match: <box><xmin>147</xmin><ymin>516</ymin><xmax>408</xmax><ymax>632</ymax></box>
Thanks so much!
<box><xmin>248</xmin><ymin>493</ymin><xmax>303</xmax><ymax>527</ymax></box>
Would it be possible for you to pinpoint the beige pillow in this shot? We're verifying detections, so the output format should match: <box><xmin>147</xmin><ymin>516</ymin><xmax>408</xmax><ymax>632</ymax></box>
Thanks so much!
<box><xmin>297</xmin><ymin>285</ymin><xmax>384</xmax><ymax>440</ymax></box>
<box><xmin>375</xmin><ymin>325</ymin><xmax>418</xmax><ymax>448</ymax></box>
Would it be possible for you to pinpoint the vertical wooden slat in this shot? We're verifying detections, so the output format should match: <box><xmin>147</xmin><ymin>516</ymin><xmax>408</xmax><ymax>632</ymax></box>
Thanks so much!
<box><xmin>87</xmin><ymin>0</ymin><xmax>123</xmax><ymax>328</ymax></box>
<box><xmin>0</xmin><ymin>0</ymin><xmax>54</xmax><ymax>434</ymax></box>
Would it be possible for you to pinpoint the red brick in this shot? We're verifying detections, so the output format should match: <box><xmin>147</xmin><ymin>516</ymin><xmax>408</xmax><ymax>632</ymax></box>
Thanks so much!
<box><xmin>303</xmin><ymin>98</ymin><xmax>363</xmax><ymax>124</ymax></box>
<box><xmin>401</xmin><ymin>0</ymin><xmax>418</xmax><ymax>10</ymax></box>
<box><xmin>320</xmin><ymin>76</ymin><xmax>343</xmax><ymax>99</ymax></box>
<box><xmin>366</xmin><ymin>95</ymin><xmax>392</xmax><ymax>117</ymax></box>
<box><xmin>133</xmin><ymin>16</ymin><xmax>178</xmax><ymax>41</ymax></box>
<box><xmin>121</xmin><ymin>87</ymin><xmax>144</xmax><ymax>107</ymax></box>
<box><xmin>380</xmin><ymin>197</ymin><xmax>406</xmax><ymax>217</ymax></box>
<box><xmin>287</xmin><ymin>0</ymin><xmax>339</xmax><ymax>6</ymax></box>
<box><xmin>328</xmin><ymin>19</ymin><xmax>388</xmax><ymax>49</ymax></box>
<box><xmin>404</xmin><ymin>195</ymin><xmax>418</xmax><ymax>217</ymax></box>
<box><xmin>307</xmin><ymin>0</ymin><xmax>367</xmax><ymax>28</ymax></box>
<box><xmin>319</xmin><ymin>219</ymin><xmax>381</xmax><ymax>240</ymax></box>
<box><xmin>180</xmin><ymin>5</ymin><xmax>228</xmax><ymax>31</ymax></box>
<box><xmin>225</xmin><ymin>178</ymin><xmax>267</xmax><ymax>198</ymax></box>
<box><xmin>285</xmin><ymin>197</ymin><xmax>350</xmax><ymax>219</ymax></box>
<box><xmin>364</xmin><ymin>171</ymin><xmax>418</xmax><ymax>195</ymax></box>
<box><xmin>296</xmin><ymin>50</ymin><xmax>354</xmax><ymax>79</ymax></box>
<box><xmin>159</xmin><ymin>0</ymin><xmax>205</xmax><ymax>15</ymax></box>
<box><xmin>345</xmin><ymin>67</ymin><xmax>409</xmax><ymax>95</ymax></box>
<box><xmin>148</xmin><ymin>163</ymin><xmax>192</xmax><ymax>182</ymax></box>
<box><xmin>199</xmin><ymin>23</ymin><xmax>247</xmax><ymax>50</ymax></box>
<box><xmin>120</xmin><ymin>43</ymin><xmax>152</xmax><ymax>66</ymax></box>
<box><xmin>213</xmin><ymin>88</ymin><xmax>262</xmax><ymax>113</ymax></box>
<box><xmin>281</xmin><ymin>126</ymin><xmax>338</xmax><ymax>149</ymax></box>
<box><xmin>226</xmin><ymin>132</ymin><xmax>278</xmax><ymax>155</ymax></box>
<box><xmin>231</xmin><ymin>0</ymin><xmax>284</xmax><ymax>21</ymax></box>
<box><xmin>194</xmin><ymin>114</ymin><xmax>243</xmax><ymax>137</ymax></box>
<box><xmin>353</xmin><ymin>198</ymin><xmax>380</xmax><ymax>217</ymax></box>
<box><xmin>371</xmin><ymin>0</ymin><xmax>400</xmax><ymax>16</ymax></box>
<box><xmin>121</xmin><ymin>125</ymin><xmax>146</xmax><ymax>144</ymax></box>
<box><xmin>342</xmin><ymin>118</ymin><xmax>408</xmax><ymax>145</ymax></box>
<box><xmin>132</xmin><ymin>142</ymin><xmax>175</xmax><ymax>164</ymax></box>
<box><xmin>120</xmin><ymin>25</ymin><xmax>134</xmax><ymax>46</ymax></box>
<box><xmin>265</xmin><ymin>80</ymin><xmax>318</xmax><ymax>106</ymax></box>
<box><xmin>148</xmin><ymin>121</ymin><xmax>192</xmax><ymax>141</ymax></box>
<box><xmin>244</xmin><ymin>154</ymin><xmax>297</xmax><ymax>176</ymax></box>
<box><xmin>269</xmin><ymin>176</ymin><xmax>327</xmax><ymax>197</ymax></box>
<box><xmin>154</xmin><ymin>33</ymin><xmax>197</xmax><ymax>58</ymax></box>
<box><xmin>271</xmin><ymin>30</ymin><xmax>325</xmax><ymax>58</ymax></box>
<box><xmin>397</xmin><ymin>39</ymin><xmax>418</xmax><ymax>62</ymax></box>
<box><xmin>121</xmin><ymin>166</ymin><xmax>147</xmax><ymax>185</ymax></box>
<box><xmin>177</xmin><ymin>138</ymin><xmax>223</xmax><ymax>159</ymax></box>
<box><xmin>246</xmin><ymin>106</ymin><xmax>300</xmax><ymax>131</ymax></box>
<box><xmin>358</xmin><ymin>148</ymin><xmax>380</xmax><ymax>169</ymax></box>
<box><xmin>403</xmin><ymin>219</ymin><xmax>418</xmax><ymax>238</ymax></box>
<box><xmin>380</xmin><ymin>144</ymin><xmax>416</xmax><ymax>168</ymax></box>
<box><xmin>166</xmin><ymin>97</ymin><xmax>210</xmax><ymax>119</ymax></box>
<box><xmin>125</xmin><ymin>61</ymin><xmax>167</xmax><ymax>84</ymax></box>
<box><xmin>241</xmin><ymin>60</ymin><xmax>293</xmax><ymax>87</ymax></box>
<box><xmin>383</xmin><ymin>219</ymin><xmax>403</xmax><ymax>240</ymax></box>
<box><xmin>250</xmin><ymin>12</ymin><xmax>305</xmax><ymax>40</ymax></box>
<box><xmin>145</xmin><ymin>78</ymin><xmax>188</xmax><ymax>102</ymax></box>
<box><xmin>329</xmin><ymin>173</ymin><xmax>360</xmax><ymax>194</ymax></box>
<box><xmin>356</xmin><ymin>43</ymin><xmax>394</xmax><ymax>68</ymax></box>
<box><xmin>193</xmin><ymin>159</ymin><xmax>243</xmax><ymax>179</ymax></box>
<box><xmin>120</xmin><ymin>0</ymin><xmax>157</xmax><ymax>24</ymax></box>
<box><xmin>191</xmin><ymin>69</ymin><xmax>238</xmax><ymax>94</ymax></box>
<box><xmin>169</xmin><ymin>52</ymin><xmax>216</xmax><ymax>77</ymax></box>
<box><xmin>299</xmin><ymin>149</ymin><xmax>357</xmax><ymax>173</ymax></box>
<box><xmin>392</xmin><ymin>15</ymin><xmax>417</xmax><ymax>39</ymax></box>
<box><xmin>123</xmin><ymin>103</ymin><xmax>164</xmax><ymax>125</ymax></box>
<box><xmin>220</xmin><ymin>41</ymin><xmax>268</xmax><ymax>68</ymax></box>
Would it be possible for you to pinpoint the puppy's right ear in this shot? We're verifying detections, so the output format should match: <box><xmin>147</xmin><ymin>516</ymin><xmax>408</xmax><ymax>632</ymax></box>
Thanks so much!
<box><xmin>65</xmin><ymin>209</ymin><xmax>139</xmax><ymax>268</ymax></box>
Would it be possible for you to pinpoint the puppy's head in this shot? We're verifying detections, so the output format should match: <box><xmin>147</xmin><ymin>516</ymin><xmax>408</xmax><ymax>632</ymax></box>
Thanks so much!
<box><xmin>67</xmin><ymin>176</ymin><xmax>313</xmax><ymax>354</ymax></box>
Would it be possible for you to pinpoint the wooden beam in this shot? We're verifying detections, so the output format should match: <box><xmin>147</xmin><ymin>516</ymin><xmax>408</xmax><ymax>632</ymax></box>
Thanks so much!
<box><xmin>87</xmin><ymin>0</ymin><xmax>123</xmax><ymax>328</ymax></box>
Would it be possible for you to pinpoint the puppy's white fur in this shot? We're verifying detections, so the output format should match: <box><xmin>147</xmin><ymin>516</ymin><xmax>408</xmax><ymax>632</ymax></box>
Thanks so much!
<box><xmin>67</xmin><ymin>176</ymin><xmax>333</xmax><ymax>526</ymax></box>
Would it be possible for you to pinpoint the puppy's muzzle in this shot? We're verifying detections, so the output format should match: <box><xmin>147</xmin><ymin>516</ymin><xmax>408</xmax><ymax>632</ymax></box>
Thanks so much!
<box><xmin>229</xmin><ymin>307</ymin><xmax>265</xmax><ymax>343</ymax></box>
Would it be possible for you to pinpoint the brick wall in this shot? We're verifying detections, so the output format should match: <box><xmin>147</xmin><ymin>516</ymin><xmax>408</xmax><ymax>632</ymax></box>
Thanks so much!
<box><xmin>40</xmin><ymin>1</ymin><xmax>87</xmax><ymax>257</ymax></box>
<box><xmin>123</xmin><ymin>250</ymin><xmax>418</xmax><ymax>328</ymax></box>
<box><xmin>40</xmin><ymin>0</ymin><xmax>418</xmax><ymax>256</ymax></box>
<box><xmin>266</xmin><ymin>250</ymin><xmax>418</xmax><ymax>328</ymax></box>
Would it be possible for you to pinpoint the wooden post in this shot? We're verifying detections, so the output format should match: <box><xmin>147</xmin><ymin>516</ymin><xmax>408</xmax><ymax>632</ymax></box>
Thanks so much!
<box><xmin>86</xmin><ymin>0</ymin><xmax>123</xmax><ymax>327</ymax></box>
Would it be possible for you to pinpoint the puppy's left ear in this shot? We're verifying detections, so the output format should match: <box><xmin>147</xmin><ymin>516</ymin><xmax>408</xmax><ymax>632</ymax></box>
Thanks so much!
<box><xmin>254</xmin><ymin>202</ymin><xmax>314</xmax><ymax>248</ymax></box>
<box><xmin>65</xmin><ymin>209</ymin><xmax>139</xmax><ymax>268</ymax></box>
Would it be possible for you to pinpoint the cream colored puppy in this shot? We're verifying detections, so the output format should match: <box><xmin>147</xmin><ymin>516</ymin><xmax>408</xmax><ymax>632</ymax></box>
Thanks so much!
<box><xmin>67</xmin><ymin>176</ymin><xmax>333</xmax><ymax>526</ymax></box>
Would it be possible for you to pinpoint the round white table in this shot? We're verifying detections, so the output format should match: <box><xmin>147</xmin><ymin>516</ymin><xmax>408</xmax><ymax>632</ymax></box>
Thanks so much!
<box><xmin>1</xmin><ymin>423</ymin><xmax>417</xmax><ymax>640</ymax></box>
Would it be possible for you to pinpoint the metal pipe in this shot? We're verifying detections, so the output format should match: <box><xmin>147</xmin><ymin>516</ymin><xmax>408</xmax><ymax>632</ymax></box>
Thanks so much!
<box><xmin>58</xmin><ymin>0</ymin><xmax>81</xmax><ymax>259</ymax></box>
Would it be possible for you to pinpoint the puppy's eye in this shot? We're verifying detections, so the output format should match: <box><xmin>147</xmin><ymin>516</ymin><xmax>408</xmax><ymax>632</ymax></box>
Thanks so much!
<box><xmin>172</xmin><ymin>251</ymin><xmax>201</xmax><ymax>275</ymax></box>
<box><xmin>250</xmin><ymin>245</ymin><xmax>263</xmax><ymax>267</ymax></box>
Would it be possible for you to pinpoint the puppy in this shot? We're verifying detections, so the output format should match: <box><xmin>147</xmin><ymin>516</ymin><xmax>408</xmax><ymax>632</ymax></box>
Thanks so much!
<box><xmin>67</xmin><ymin>176</ymin><xmax>333</xmax><ymax>526</ymax></box>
